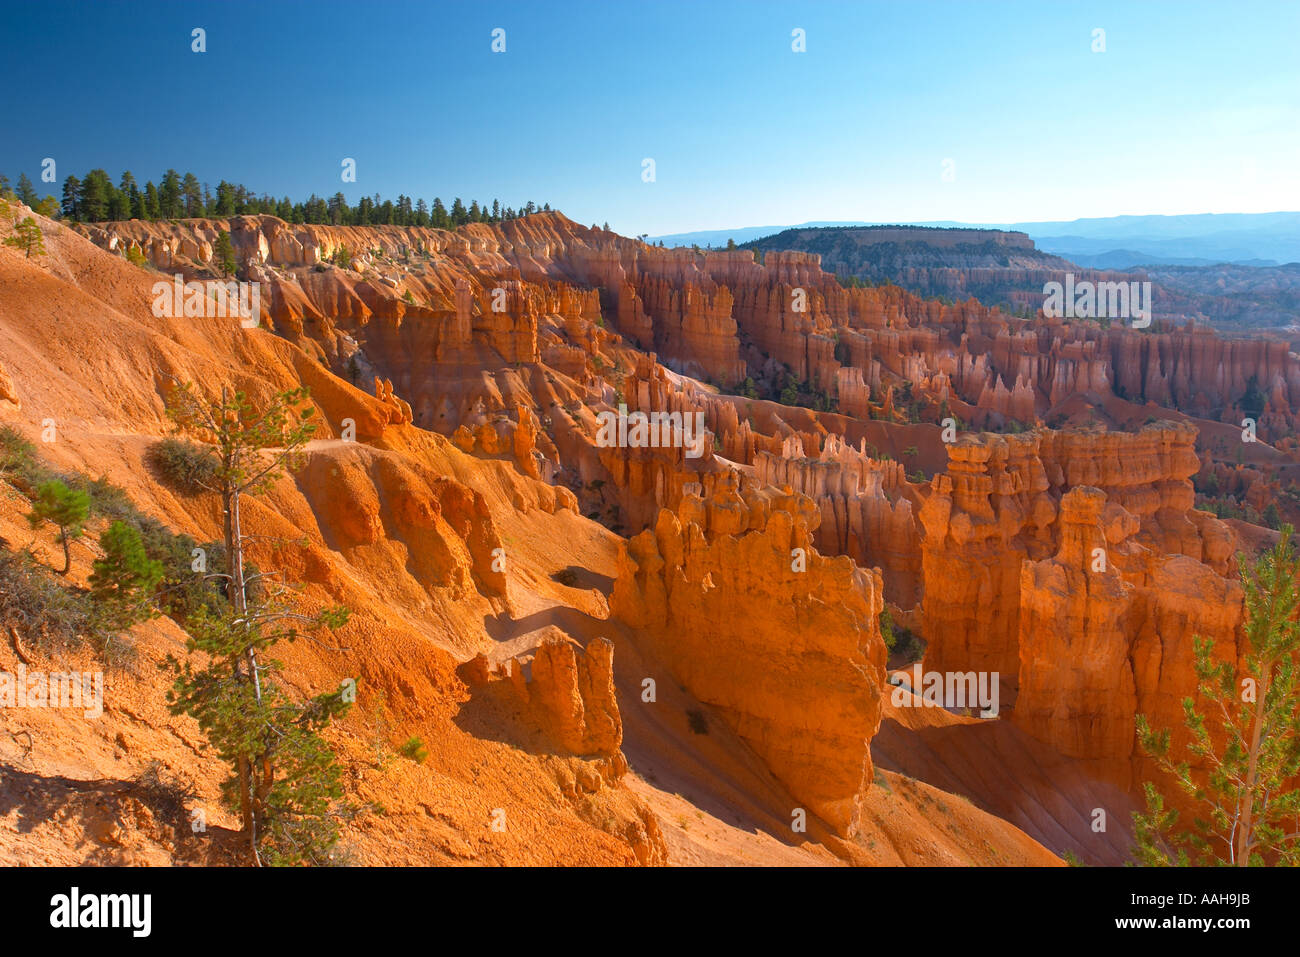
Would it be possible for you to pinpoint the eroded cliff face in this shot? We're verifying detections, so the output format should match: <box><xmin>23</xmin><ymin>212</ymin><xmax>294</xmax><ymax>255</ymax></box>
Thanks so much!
<box><xmin>73</xmin><ymin>212</ymin><xmax>1300</xmax><ymax>447</ymax></box>
<box><xmin>1016</xmin><ymin>488</ymin><xmax>1243</xmax><ymax>763</ymax></box>
<box><xmin>611</xmin><ymin>492</ymin><xmax>888</xmax><ymax>837</ymax></box>
<box><xmin>916</xmin><ymin>423</ymin><xmax>1244</xmax><ymax>767</ymax></box>
<box><xmin>46</xmin><ymin>207</ymin><xmax>1294</xmax><ymax>862</ymax></box>
<box><xmin>919</xmin><ymin>432</ymin><xmax>1053</xmax><ymax>676</ymax></box>
<box><xmin>461</xmin><ymin>630</ymin><xmax>628</xmax><ymax>784</ymax></box>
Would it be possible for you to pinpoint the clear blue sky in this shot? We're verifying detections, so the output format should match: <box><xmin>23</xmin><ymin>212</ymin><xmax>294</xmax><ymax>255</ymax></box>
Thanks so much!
<box><xmin>2</xmin><ymin>0</ymin><xmax>1296</xmax><ymax>235</ymax></box>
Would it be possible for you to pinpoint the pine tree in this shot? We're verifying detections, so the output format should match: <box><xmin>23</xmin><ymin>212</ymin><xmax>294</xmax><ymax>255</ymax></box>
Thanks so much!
<box><xmin>431</xmin><ymin>197</ymin><xmax>448</xmax><ymax>228</ymax></box>
<box><xmin>26</xmin><ymin>480</ymin><xmax>91</xmax><ymax>575</ymax></box>
<box><xmin>1135</xmin><ymin>526</ymin><xmax>1300</xmax><ymax>865</ymax></box>
<box><xmin>450</xmin><ymin>197</ymin><xmax>467</xmax><ymax>226</ymax></box>
<box><xmin>162</xmin><ymin>382</ymin><xmax>353</xmax><ymax>865</ymax></box>
<box><xmin>60</xmin><ymin>175</ymin><xmax>80</xmax><ymax>219</ymax></box>
<box><xmin>89</xmin><ymin>521</ymin><xmax>164</xmax><ymax>632</ymax></box>
<box><xmin>16</xmin><ymin>173</ymin><xmax>37</xmax><ymax>206</ymax></box>
<box><xmin>214</xmin><ymin>230</ymin><xmax>237</xmax><ymax>278</ymax></box>
<box><xmin>78</xmin><ymin>169</ymin><xmax>112</xmax><ymax>221</ymax></box>
<box><xmin>119</xmin><ymin>172</ymin><xmax>142</xmax><ymax>220</ymax></box>
<box><xmin>181</xmin><ymin>172</ymin><xmax>202</xmax><ymax>217</ymax></box>
<box><xmin>107</xmin><ymin>183</ymin><xmax>130</xmax><ymax>220</ymax></box>
<box><xmin>160</xmin><ymin>169</ymin><xmax>182</xmax><ymax>218</ymax></box>
<box><xmin>143</xmin><ymin>181</ymin><xmax>161</xmax><ymax>219</ymax></box>
<box><xmin>4</xmin><ymin>216</ymin><xmax>46</xmax><ymax>258</ymax></box>
<box><xmin>326</xmin><ymin>192</ymin><xmax>346</xmax><ymax>226</ymax></box>
<box><xmin>214</xmin><ymin>181</ymin><xmax>237</xmax><ymax>217</ymax></box>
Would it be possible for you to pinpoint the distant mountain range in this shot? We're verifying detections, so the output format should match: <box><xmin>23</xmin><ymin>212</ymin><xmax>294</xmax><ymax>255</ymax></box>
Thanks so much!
<box><xmin>736</xmin><ymin>224</ymin><xmax>1300</xmax><ymax>335</ymax></box>
<box><xmin>651</xmin><ymin>212</ymin><xmax>1300</xmax><ymax>269</ymax></box>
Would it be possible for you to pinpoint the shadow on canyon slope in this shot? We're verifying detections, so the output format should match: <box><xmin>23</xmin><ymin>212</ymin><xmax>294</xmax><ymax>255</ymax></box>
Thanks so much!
<box><xmin>872</xmin><ymin>709</ymin><xmax>1139</xmax><ymax>865</ymax></box>
<box><xmin>0</xmin><ymin>762</ymin><xmax>240</xmax><ymax>865</ymax></box>
<box><xmin>467</xmin><ymin>601</ymin><xmax>824</xmax><ymax>852</ymax></box>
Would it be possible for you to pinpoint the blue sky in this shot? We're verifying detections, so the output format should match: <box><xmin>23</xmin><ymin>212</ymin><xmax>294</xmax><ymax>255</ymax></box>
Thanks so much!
<box><xmin>2</xmin><ymin>0</ymin><xmax>1296</xmax><ymax>235</ymax></box>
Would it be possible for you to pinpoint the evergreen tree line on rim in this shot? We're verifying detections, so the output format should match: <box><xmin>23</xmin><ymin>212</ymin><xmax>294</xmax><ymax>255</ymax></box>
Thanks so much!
<box><xmin>0</xmin><ymin>168</ymin><xmax>554</xmax><ymax>228</ymax></box>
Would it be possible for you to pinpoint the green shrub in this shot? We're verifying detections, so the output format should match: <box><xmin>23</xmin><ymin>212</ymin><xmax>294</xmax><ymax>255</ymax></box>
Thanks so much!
<box><xmin>399</xmin><ymin>736</ymin><xmax>428</xmax><ymax>763</ymax></box>
<box><xmin>0</xmin><ymin>425</ymin><xmax>36</xmax><ymax>478</ymax></box>
<box><xmin>149</xmin><ymin>437</ymin><xmax>220</xmax><ymax>493</ymax></box>
<box><xmin>68</xmin><ymin>473</ymin><xmax>136</xmax><ymax>521</ymax></box>
<box><xmin>893</xmin><ymin>627</ymin><xmax>924</xmax><ymax>664</ymax></box>
<box><xmin>0</xmin><ymin>549</ymin><xmax>93</xmax><ymax>654</ymax></box>
<box><xmin>880</xmin><ymin>606</ymin><xmax>897</xmax><ymax>651</ymax></box>
<box><xmin>89</xmin><ymin>521</ymin><xmax>164</xmax><ymax>632</ymax></box>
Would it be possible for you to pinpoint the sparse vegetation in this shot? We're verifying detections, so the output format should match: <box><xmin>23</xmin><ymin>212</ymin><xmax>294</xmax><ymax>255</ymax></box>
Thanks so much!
<box><xmin>26</xmin><ymin>480</ymin><xmax>91</xmax><ymax>575</ymax></box>
<box><xmin>880</xmin><ymin>606</ymin><xmax>897</xmax><ymax>651</ymax></box>
<box><xmin>150</xmin><ymin>436</ymin><xmax>221</xmax><ymax>493</ymax></box>
<box><xmin>0</xmin><ymin>549</ymin><xmax>93</xmax><ymax>655</ymax></box>
<box><xmin>88</xmin><ymin>521</ymin><xmax>164</xmax><ymax>633</ymax></box>
<box><xmin>1134</xmin><ymin>527</ymin><xmax>1300</xmax><ymax>865</ymax></box>
<box><xmin>399</xmin><ymin>736</ymin><xmax>428</xmax><ymax>763</ymax></box>
<box><xmin>4</xmin><ymin>216</ymin><xmax>46</xmax><ymax>258</ymax></box>
<box><xmin>162</xmin><ymin>382</ymin><xmax>355</xmax><ymax>866</ymax></box>
<box><xmin>0</xmin><ymin>425</ymin><xmax>36</xmax><ymax>478</ymax></box>
<box><xmin>0</xmin><ymin>429</ymin><xmax>231</xmax><ymax>661</ymax></box>
<box><xmin>214</xmin><ymin>230</ymin><xmax>236</xmax><ymax>277</ymax></box>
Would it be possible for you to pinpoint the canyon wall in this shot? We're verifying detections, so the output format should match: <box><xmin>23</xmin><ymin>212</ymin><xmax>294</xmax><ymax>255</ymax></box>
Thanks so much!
<box><xmin>611</xmin><ymin>492</ymin><xmax>888</xmax><ymax>837</ymax></box>
<box><xmin>917</xmin><ymin>423</ymin><xmax>1244</xmax><ymax>767</ymax></box>
<box><xmin>74</xmin><ymin>213</ymin><xmax>1300</xmax><ymax>449</ymax></box>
